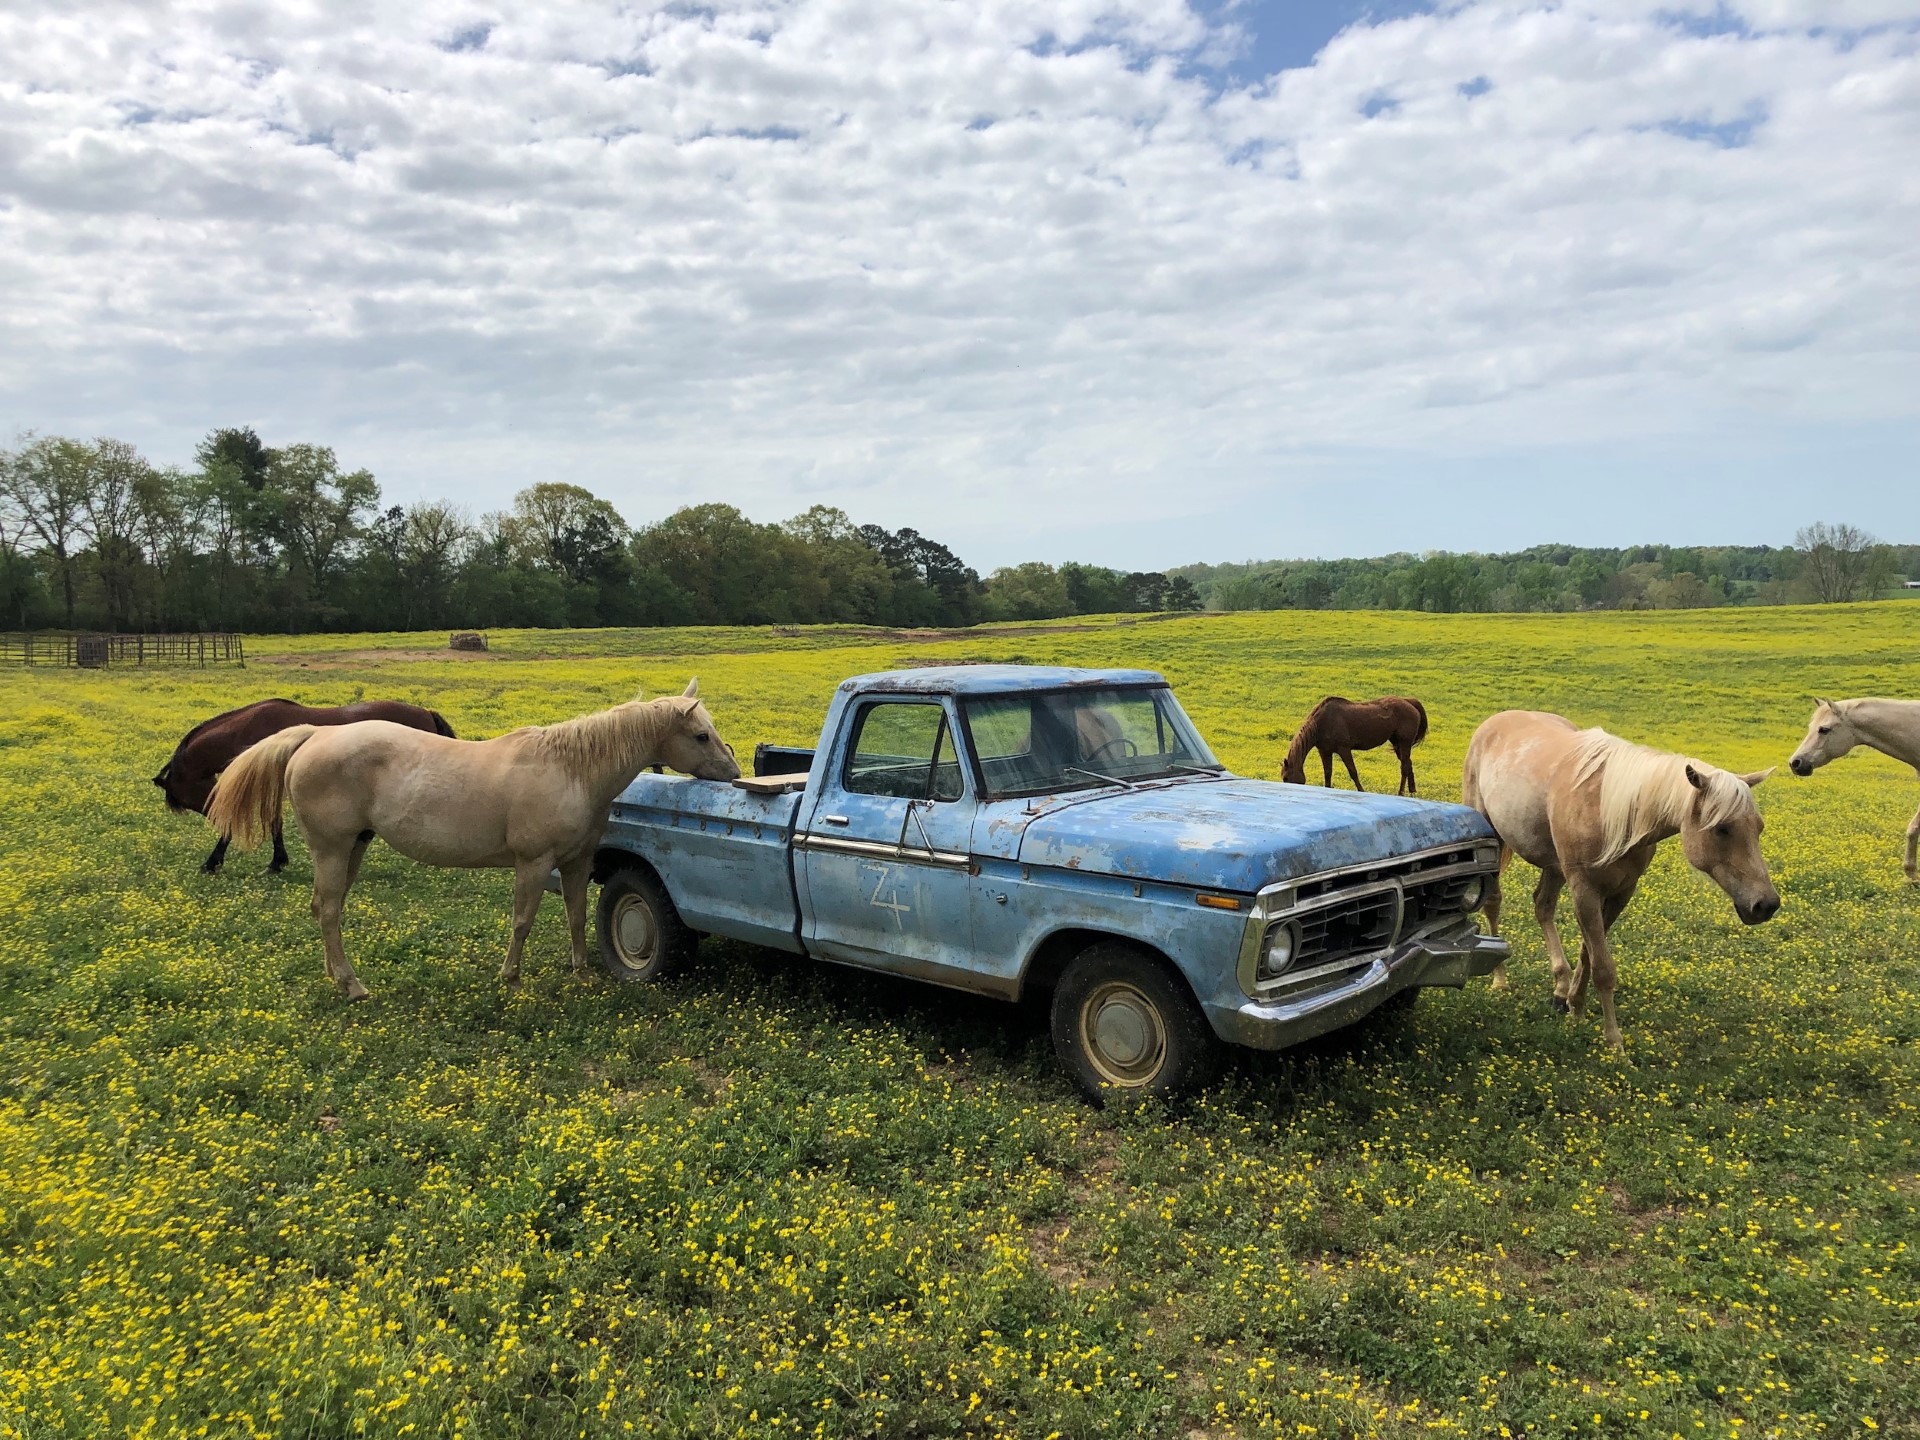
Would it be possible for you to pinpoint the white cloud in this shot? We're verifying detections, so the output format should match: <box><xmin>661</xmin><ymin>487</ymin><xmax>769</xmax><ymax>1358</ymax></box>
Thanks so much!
<box><xmin>1</xmin><ymin>0</ymin><xmax>1916</xmax><ymax>565</ymax></box>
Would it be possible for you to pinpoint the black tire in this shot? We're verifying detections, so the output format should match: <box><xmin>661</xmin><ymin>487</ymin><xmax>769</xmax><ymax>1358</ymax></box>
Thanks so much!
<box><xmin>1050</xmin><ymin>941</ymin><xmax>1221</xmax><ymax>1104</ymax></box>
<box><xmin>595</xmin><ymin>866</ymin><xmax>698</xmax><ymax>984</ymax></box>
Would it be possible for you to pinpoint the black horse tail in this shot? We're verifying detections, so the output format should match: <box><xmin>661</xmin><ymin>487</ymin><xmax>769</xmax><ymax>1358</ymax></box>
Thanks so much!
<box><xmin>1410</xmin><ymin>698</ymin><xmax>1429</xmax><ymax>743</ymax></box>
<box><xmin>431</xmin><ymin>710</ymin><xmax>457</xmax><ymax>738</ymax></box>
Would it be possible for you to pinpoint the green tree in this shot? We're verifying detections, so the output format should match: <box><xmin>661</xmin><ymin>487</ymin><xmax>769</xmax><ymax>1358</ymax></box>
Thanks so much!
<box><xmin>984</xmin><ymin>562</ymin><xmax>1070</xmax><ymax>620</ymax></box>
<box><xmin>261</xmin><ymin>444</ymin><xmax>379</xmax><ymax>626</ymax></box>
<box><xmin>1</xmin><ymin>434</ymin><xmax>94</xmax><ymax>628</ymax></box>
<box><xmin>79</xmin><ymin>437</ymin><xmax>154</xmax><ymax>631</ymax></box>
<box><xmin>0</xmin><ymin>471</ymin><xmax>50</xmax><ymax>629</ymax></box>
<box><xmin>780</xmin><ymin>505</ymin><xmax>893</xmax><ymax>622</ymax></box>
<box><xmin>633</xmin><ymin>503</ymin><xmax>794</xmax><ymax>624</ymax></box>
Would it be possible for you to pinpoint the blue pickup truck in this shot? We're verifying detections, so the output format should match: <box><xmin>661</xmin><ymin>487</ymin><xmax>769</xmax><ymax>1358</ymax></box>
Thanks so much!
<box><xmin>588</xmin><ymin>665</ymin><xmax>1507</xmax><ymax>1100</ymax></box>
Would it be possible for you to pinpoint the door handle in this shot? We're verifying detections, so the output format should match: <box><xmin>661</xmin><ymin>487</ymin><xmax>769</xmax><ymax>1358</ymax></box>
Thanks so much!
<box><xmin>822</xmin><ymin>814</ymin><xmax>850</xmax><ymax>826</ymax></box>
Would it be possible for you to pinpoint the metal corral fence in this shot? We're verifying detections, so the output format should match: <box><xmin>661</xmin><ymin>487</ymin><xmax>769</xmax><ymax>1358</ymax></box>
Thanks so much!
<box><xmin>0</xmin><ymin>632</ymin><xmax>246</xmax><ymax>668</ymax></box>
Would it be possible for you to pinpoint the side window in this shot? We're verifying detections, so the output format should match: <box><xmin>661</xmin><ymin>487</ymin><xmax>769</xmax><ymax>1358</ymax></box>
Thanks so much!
<box><xmin>845</xmin><ymin>702</ymin><xmax>965</xmax><ymax>801</ymax></box>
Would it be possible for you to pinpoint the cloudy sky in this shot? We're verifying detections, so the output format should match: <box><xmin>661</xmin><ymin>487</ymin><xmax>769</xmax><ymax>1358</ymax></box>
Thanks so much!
<box><xmin>2</xmin><ymin>0</ymin><xmax>1916</xmax><ymax>570</ymax></box>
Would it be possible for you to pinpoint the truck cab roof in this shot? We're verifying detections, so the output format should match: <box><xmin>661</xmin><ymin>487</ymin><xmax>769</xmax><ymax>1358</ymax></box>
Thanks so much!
<box><xmin>839</xmin><ymin>664</ymin><xmax>1168</xmax><ymax>695</ymax></box>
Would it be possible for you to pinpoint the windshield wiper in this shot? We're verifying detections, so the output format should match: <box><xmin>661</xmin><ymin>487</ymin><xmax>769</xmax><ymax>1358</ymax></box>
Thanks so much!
<box><xmin>1064</xmin><ymin>765</ymin><xmax>1145</xmax><ymax>791</ymax></box>
<box><xmin>1166</xmin><ymin>763</ymin><xmax>1226</xmax><ymax>777</ymax></box>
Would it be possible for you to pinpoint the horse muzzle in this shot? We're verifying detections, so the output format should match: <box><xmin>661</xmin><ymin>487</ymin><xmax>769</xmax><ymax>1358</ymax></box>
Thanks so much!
<box><xmin>1787</xmin><ymin>758</ymin><xmax>1814</xmax><ymax>777</ymax></box>
<box><xmin>1737</xmin><ymin>893</ymin><xmax>1781</xmax><ymax>925</ymax></box>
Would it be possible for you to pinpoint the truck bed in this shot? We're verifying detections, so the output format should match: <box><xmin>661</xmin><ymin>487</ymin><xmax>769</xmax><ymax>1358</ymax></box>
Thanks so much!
<box><xmin>605</xmin><ymin>774</ymin><xmax>807</xmax><ymax>953</ymax></box>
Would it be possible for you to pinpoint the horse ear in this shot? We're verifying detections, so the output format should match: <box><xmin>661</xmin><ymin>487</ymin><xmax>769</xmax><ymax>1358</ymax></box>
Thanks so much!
<box><xmin>1739</xmin><ymin>767</ymin><xmax>1774</xmax><ymax>788</ymax></box>
<box><xmin>1812</xmin><ymin>695</ymin><xmax>1831</xmax><ymax>709</ymax></box>
<box><xmin>683</xmin><ymin>678</ymin><xmax>699</xmax><ymax>698</ymax></box>
<box><xmin>1683</xmin><ymin>763</ymin><xmax>1707</xmax><ymax>791</ymax></box>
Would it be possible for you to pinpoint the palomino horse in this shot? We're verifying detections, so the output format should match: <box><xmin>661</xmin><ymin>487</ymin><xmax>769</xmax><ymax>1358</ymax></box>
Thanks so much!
<box><xmin>1463</xmin><ymin>711</ymin><xmax>1778</xmax><ymax>1052</ymax></box>
<box><xmin>207</xmin><ymin>680</ymin><xmax>739</xmax><ymax>1000</ymax></box>
<box><xmin>1281</xmin><ymin>696</ymin><xmax>1428</xmax><ymax>794</ymax></box>
<box><xmin>155</xmin><ymin>698</ymin><xmax>455</xmax><ymax>874</ymax></box>
<box><xmin>1789</xmin><ymin>697</ymin><xmax>1920</xmax><ymax>882</ymax></box>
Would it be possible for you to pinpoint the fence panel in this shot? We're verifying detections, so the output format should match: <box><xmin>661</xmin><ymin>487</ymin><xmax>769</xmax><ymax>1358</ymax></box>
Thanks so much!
<box><xmin>0</xmin><ymin>633</ymin><xmax>245</xmax><ymax>668</ymax></box>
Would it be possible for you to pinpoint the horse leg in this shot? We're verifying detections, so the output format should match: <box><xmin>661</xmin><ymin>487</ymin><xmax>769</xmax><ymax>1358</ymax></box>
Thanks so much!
<box><xmin>1571</xmin><ymin>881</ymin><xmax>1626</xmax><ymax>1053</ymax></box>
<box><xmin>1533</xmin><ymin>869</ymin><xmax>1573</xmax><ymax>1012</ymax></box>
<box><xmin>1321</xmin><ymin>748</ymin><xmax>1334</xmax><ymax>788</ymax></box>
<box><xmin>310</xmin><ymin>838</ymin><xmax>370</xmax><ymax>1002</ymax></box>
<box><xmin>268</xmin><ymin>819</ymin><xmax>290</xmax><ymax>875</ymax></box>
<box><xmin>200</xmin><ymin>834</ymin><xmax>229</xmax><ymax>875</ymax></box>
<box><xmin>1398</xmin><ymin>743</ymin><xmax>1417</xmax><ymax>796</ymax></box>
<box><xmin>500</xmin><ymin>860</ymin><xmax>551</xmax><ymax>985</ymax></box>
<box><xmin>559</xmin><ymin>856</ymin><xmax>594</xmax><ymax>978</ymax></box>
<box><xmin>1340</xmin><ymin>749</ymin><xmax>1364</xmax><ymax>790</ymax></box>
<box><xmin>1905</xmin><ymin>800</ymin><xmax>1919</xmax><ymax>883</ymax></box>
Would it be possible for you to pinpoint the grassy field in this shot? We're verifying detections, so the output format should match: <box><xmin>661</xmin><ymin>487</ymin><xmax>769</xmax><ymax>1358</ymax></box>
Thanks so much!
<box><xmin>1</xmin><ymin>605</ymin><xmax>1915</xmax><ymax>1439</ymax></box>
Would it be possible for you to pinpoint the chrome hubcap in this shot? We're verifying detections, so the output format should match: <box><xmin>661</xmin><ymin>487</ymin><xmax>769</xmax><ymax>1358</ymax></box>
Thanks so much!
<box><xmin>1081</xmin><ymin>981</ymin><xmax>1166</xmax><ymax>1087</ymax></box>
<box><xmin>613</xmin><ymin>895</ymin><xmax>657</xmax><ymax>970</ymax></box>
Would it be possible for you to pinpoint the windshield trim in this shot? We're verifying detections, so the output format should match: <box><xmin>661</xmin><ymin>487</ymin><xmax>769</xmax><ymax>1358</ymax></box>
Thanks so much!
<box><xmin>955</xmin><ymin>683</ymin><xmax>1220</xmax><ymax>801</ymax></box>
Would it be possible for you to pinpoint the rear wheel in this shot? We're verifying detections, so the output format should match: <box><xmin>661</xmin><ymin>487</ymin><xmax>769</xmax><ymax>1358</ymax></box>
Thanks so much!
<box><xmin>1050</xmin><ymin>942</ymin><xmax>1220</xmax><ymax>1103</ymax></box>
<box><xmin>595</xmin><ymin>866</ymin><xmax>697</xmax><ymax>983</ymax></box>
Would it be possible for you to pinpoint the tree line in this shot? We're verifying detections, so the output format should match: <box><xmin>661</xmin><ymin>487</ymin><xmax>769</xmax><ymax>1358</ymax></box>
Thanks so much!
<box><xmin>1174</xmin><ymin>525</ymin><xmax>1916</xmax><ymax>613</ymax></box>
<box><xmin>0</xmin><ymin>429</ymin><xmax>1199</xmax><ymax>633</ymax></box>
<box><xmin>0</xmin><ymin>429</ymin><xmax>1906</xmax><ymax>633</ymax></box>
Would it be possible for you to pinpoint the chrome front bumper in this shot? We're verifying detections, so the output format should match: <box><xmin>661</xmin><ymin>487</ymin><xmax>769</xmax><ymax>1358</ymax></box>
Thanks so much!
<box><xmin>1208</xmin><ymin>921</ymin><xmax>1509</xmax><ymax>1051</ymax></box>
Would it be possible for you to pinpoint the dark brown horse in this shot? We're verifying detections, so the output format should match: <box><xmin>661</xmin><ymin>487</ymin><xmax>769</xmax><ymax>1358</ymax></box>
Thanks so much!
<box><xmin>155</xmin><ymin>698</ymin><xmax>455</xmax><ymax>873</ymax></box>
<box><xmin>1281</xmin><ymin>695</ymin><xmax>1429</xmax><ymax>794</ymax></box>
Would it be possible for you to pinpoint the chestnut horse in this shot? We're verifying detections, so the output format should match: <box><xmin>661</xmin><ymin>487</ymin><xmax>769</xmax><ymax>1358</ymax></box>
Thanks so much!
<box><xmin>1463</xmin><ymin>711</ymin><xmax>1778</xmax><ymax>1052</ymax></box>
<box><xmin>154</xmin><ymin>698</ymin><xmax>455</xmax><ymax>874</ymax></box>
<box><xmin>207</xmin><ymin>680</ymin><xmax>739</xmax><ymax>1000</ymax></box>
<box><xmin>1281</xmin><ymin>695</ymin><xmax>1428</xmax><ymax>794</ymax></box>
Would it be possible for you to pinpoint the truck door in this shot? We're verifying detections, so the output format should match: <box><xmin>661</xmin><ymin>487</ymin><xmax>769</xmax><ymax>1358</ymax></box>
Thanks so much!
<box><xmin>795</xmin><ymin>697</ymin><xmax>980</xmax><ymax>983</ymax></box>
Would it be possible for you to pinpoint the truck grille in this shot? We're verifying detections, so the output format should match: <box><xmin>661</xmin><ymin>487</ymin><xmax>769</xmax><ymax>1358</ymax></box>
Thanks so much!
<box><xmin>1402</xmin><ymin>873</ymin><xmax>1480</xmax><ymax>928</ymax></box>
<box><xmin>1293</xmin><ymin>889</ymin><xmax>1398</xmax><ymax>967</ymax></box>
<box><xmin>1249</xmin><ymin>844</ymin><xmax>1496</xmax><ymax>997</ymax></box>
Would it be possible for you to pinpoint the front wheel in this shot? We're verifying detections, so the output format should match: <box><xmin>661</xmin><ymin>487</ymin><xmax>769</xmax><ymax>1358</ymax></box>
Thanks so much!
<box><xmin>595</xmin><ymin>866</ymin><xmax>697</xmax><ymax>983</ymax></box>
<box><xmin>1050</xmin><ymin>942</ymin><xmax>1221</xmax><ymax>1104</ymax></box>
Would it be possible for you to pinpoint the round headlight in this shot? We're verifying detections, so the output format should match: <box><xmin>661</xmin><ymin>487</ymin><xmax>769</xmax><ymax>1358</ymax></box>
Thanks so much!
<box><xmin>1459</xmin><ymin>875</ymin><xmax>1486</xmax><ymax>910</ymax></box>
<box><xmin>1261</xmin><ymin>922</ymin><xmax>1296</xmax><ymax>976</ymax></box>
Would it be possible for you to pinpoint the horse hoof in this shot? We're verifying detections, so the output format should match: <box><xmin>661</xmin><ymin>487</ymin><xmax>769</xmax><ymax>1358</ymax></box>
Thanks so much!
<box><xmin>1549</xmin><ymin>996</ymin><xmax>1569</xmax><ymax>1015</ymax></box>
<box><xmin>341</xmin><ymin>984</ymin><xmax>370</xmax><ymax>1003</ymax></box>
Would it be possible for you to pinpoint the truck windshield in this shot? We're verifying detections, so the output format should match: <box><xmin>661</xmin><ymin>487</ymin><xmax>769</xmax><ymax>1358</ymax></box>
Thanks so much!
<box><xmin>961</xmin><ymin>686</ymin><xmax>1223</xmax><ymax>798</ymax></box>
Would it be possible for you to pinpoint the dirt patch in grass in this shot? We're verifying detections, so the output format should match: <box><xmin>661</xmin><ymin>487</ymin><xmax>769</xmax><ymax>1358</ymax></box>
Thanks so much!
<box><xmin>257</xmin><ymin>647</ymin><xmax>501</xmax><ymax>668</ymax></box>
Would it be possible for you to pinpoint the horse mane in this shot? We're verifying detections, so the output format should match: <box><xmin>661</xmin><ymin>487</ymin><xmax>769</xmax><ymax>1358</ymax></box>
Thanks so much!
<box><xmin>1568</xmin><ymin>729</ymin><xmax>1753</xmax><ymax>864</ymax></box>
<box><xmin>534</xmin><ymin>698</ymin><xmax>684</xmax><ymax>781</ymax></box>
<box><xmin>1283</xmin><ymin>696</ymin><xmax>1346</xmax><ymax>768</ymax></box>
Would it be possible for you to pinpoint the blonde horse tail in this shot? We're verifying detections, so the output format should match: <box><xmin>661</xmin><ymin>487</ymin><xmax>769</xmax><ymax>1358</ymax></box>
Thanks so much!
<box><xmin>207</xmin><ymin>725</ymin><xmax>319</xmax><ymax>850</ymax></box>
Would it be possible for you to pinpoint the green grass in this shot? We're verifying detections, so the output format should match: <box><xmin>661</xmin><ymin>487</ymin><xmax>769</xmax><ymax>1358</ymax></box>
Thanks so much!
<box><xmin>1</xmin><ymin>605</ymin><xmax>1916</xmax><ymax>1438</ymax></box>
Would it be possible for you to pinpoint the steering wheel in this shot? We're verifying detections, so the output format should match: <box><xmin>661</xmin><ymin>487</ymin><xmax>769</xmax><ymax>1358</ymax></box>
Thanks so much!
<box><xmin>1085</xmin><ymin>736</ymin><xmax>1139</xmax><ymax>764</ymax></box>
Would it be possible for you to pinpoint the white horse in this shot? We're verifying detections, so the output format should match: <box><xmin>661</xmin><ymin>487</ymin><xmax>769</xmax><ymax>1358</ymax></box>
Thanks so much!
<box><xmin>1789</xmin><ymin>698</ymin><xmax>1920</xmax><ymax>882</ymax></box>
<box><xmin>207</xmin><ymin>680</ymin><xmax>740</xmax><ymax>999</ymax></box>
<box><xmin>1464</xmin><ymin>711</ymin><xmax>1778</xmax><ymax>1052</ymax></box>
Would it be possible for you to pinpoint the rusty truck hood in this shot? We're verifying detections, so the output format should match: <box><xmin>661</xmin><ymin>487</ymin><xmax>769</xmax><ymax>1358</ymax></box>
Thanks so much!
<box><xmin>1004</xmin><ymin>777</ymin><xmax>1496</xmax><ymax>893</ymax></box>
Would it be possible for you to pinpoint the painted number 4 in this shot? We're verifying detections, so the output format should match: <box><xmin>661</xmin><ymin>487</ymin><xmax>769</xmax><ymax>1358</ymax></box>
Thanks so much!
<box><xmin>867</xmin><ymin>865</ymin><xmax>912</xmax><ymax>929</ymax></box>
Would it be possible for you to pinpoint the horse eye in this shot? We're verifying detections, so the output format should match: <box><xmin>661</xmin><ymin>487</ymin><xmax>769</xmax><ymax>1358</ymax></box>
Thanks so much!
<box><xmin>1817</xmin><ymin>726</ymin><xmax>1831</xmax><ymax>735</ymax></box>
<box><xmin>698</xmin><ymin>732</ymin><xmax>711</xmax><ymax>743</ymax></box>
<box><xmin>1713</xmin><ymin>823</ymin><xmax>1731</xmax><ymax>839</ymax></box>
